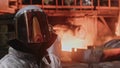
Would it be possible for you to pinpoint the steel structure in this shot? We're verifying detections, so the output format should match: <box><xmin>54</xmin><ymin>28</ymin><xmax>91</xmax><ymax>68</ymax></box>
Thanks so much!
<box><xmin>0</xmin><ymin>0</ymin><xmax>119</xmax><ymax>17</ymax></box>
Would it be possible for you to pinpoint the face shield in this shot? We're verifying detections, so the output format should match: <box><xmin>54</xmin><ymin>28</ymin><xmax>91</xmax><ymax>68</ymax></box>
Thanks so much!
<box><xmin>8</xmin><ymin>6</ymin><xmax>52</xmax><ymax>53</ymax></box>
<box><xmin>17</xmin><ymin>11</ymin><xmax>50</xmax><ymax>43</ymax></box>
<box><xmin>17</xmin><ymin>6</ymin><xmax>50</xmax><ymax>43</ymax></box>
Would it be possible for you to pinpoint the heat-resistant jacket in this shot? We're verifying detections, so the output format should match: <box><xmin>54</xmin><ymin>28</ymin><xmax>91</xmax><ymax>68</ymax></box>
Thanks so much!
<box><xmin>0</xmin><ymin>37</ymin><xmax>61</xmax><ymax>68</ymax></box>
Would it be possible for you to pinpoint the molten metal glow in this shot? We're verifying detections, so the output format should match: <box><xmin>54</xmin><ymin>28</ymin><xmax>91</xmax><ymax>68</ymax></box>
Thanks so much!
<box><xmin>53</xmin><ymin>17</ymin><xmax>97</xmax><ymax>52</ymax></box>
<box><xmin>54</xmin><ymin>25</ymin><xmax>87</xmax><ymax>52</ymax></box>
<box><xmin>61</xmin><ymin>30</ymin><xmax>87</xmax><ymax>51</ymax></box>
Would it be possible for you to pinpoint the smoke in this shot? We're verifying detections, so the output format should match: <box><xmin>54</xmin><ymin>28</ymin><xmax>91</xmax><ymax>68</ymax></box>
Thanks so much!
<box><xmin>53</xmin><ymin>17</ymin><xmax>97</xmax><ymax>51</ymax></box>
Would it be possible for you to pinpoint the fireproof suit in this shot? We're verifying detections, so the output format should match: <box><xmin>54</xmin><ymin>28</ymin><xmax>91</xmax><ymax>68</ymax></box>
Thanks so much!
<box><xmin>0</xmin><ymin>47</ymin><xmax>39</xmax><ymax>68</ymax></box>
<box><xmin>0</xmin><ymin>5</ymin><xmax>61</xmax><ymax>68</ymax></box>
<box><xmin>42</xmin><ymin>36</ymin><xmax>61</xmax><ymax>68</ymax></box>
<box><xmin>0</xmin><ymin>36</ymin><xmax>61</xmax><ymax>68</ymax></box>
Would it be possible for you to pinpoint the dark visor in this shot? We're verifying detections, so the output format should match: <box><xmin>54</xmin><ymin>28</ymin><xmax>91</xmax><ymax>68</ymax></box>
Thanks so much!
<box><xmin>24</xmin><ymin>11</ymin><xmax>50</xmax><ymax>43</ymax></box>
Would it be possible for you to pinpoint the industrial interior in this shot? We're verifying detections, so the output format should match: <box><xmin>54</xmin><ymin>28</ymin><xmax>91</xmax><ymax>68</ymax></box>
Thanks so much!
<box><xmin>0</xmin><ymin>0</ymin><xmax>120</xmax><ymax>68</ymax></box>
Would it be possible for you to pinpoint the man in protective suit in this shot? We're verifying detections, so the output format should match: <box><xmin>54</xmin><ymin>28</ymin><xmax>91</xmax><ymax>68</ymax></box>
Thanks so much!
<box><xmin>0</xmin><ymin>5</ymin><xmax>61</xmax><ymax>68</ymax></box>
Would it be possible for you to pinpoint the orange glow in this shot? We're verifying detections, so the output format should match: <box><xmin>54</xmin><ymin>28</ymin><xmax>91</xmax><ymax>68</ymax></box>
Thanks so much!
<box><xmin>54</xmin><ymin>25</ymin><xmax>87</xmax><ymax>52</ymax></box>
<box><xmin>115</xmin><ymin>14</ymin><xmax>120</xmax><ymax>36</ymax></box>
<box><xmin>103</xmin><ymin>48</ymin><xmax>120</xmax><ymax>59</ymax></box>
<box><xmin>53</xmin><ymin>17</ymin><xmax>97</xmax><ymax>52</ymax></box>
<box><xmin>61</xmin><ymin>29</ymin><xmax>87</xmax><ymax>51</ymax></box>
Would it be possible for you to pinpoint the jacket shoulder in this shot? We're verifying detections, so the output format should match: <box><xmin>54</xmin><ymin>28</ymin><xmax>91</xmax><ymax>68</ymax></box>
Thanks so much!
<box><xmin>0</xmin><ymin>54</ymin><xmax>26</xmax><ymax>68</ymax></box>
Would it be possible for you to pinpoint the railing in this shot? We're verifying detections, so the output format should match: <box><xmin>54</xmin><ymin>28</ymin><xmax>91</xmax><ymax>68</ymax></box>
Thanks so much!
<box><xmin>21</xmin><ymin>0</ymin><xmax>119</xmax><ymax>10</ymax></box>
<box><xmin>0</xmin><ymin>0</ymin><xmax>120</xmax><ymax>14</ymax></box>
